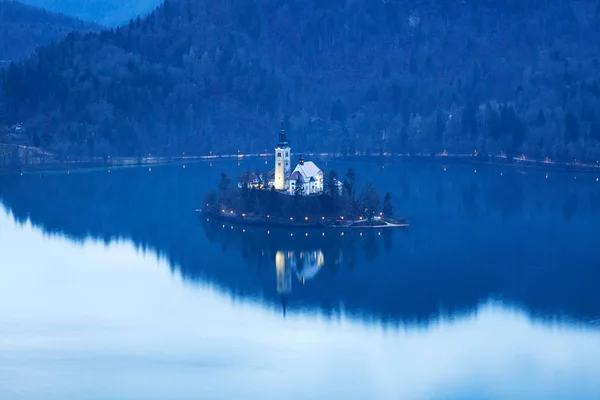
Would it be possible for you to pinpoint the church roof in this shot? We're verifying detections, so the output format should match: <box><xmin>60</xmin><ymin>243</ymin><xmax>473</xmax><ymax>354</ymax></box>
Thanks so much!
<box><xmin>289</xmin><ymin>171</ymin><xmax>305</xmax><ymax>183</ymax></box>
<box><xmin>291</xmin><ymin>161</ymin><xmax>322</xmax><ymax>180</ymax></box>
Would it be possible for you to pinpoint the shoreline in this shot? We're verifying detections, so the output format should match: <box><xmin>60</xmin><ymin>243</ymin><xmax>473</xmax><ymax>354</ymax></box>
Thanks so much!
<box><xmin>198</xmin><ymin>211</ymin><xmax>409</xmax><ymax>230</ymax></box>
<box><xmin>3</xmin><ymin>152</ymin><xmax>600</xmax><ymax>175</ymax></box>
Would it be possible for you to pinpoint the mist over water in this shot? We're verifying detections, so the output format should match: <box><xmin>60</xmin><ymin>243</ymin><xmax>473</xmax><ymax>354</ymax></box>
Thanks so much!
<box><xmin>1</xmin><ymin>159</ymin><xmax>600</xmax><ymax>399</ymax></box>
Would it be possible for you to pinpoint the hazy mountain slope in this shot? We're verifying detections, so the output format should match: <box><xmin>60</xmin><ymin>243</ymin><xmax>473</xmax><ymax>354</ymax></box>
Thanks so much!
<box><xmin>19</xmin><ymin>0</ymin><xmax>161</xmax><ymax>26</ymax></box>
<box><xmin>0</xmin><ymin>0</ymin><xmax>101</xmax><ymax>62</ymax></box>
<box><xmin>1</xmin><ymin>0</ymin><xmax>600</xmax><ymax>161</ymax></box>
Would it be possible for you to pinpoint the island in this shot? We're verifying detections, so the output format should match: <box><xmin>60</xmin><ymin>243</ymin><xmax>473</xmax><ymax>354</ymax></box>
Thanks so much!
<box><xmin>201</xmin><ymin>124</ymin><xmax>407</xmax><ymax>229</ymax></box>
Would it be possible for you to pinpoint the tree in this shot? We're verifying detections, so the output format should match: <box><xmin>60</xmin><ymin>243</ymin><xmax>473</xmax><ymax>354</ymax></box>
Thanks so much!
<box><xmin>330</xmin><ymin>99</ymin><xmax>347</xmax><ymax>125</ymax></box>
<box><xmin>382</xmin><ymin>192</ymin><xmax>393</xmax><ymax>217</ymax></box>
<box><xmin>565</xmin><ymin>112</ymin><xmax>580</xmax><ymax>143</ymax></box>
<box><xmin>325</xmin><ymin>170</ymin><xmax>339</xmax><ymax>197</ymax></box>
<box><xmin>203</xmin><ymin>190</ymin><xmax>219</xmax><ymax>211</ymax></box>
<box><xmin>255</xmin><ymin>169</ymin><xmax>264</xmax><ymax>187</ymax></box>
<box><xmin>360</xmin><ymin>182</ymin><xmax>381</xmax><ymax>220</ymax></box>
<box><xmin>294</xmin><ymin>176</ymin><xmax>304</xmax><ymax>196</ymax></box>
<box><xmin>218</xmin><ymin>173</ymin><xmax>231</xmax><ymax>192</ymax></box>
<box><xmin>344</xmin><ymin>168</ymin><xmax>357</xmax><ymax>197</ymax></box>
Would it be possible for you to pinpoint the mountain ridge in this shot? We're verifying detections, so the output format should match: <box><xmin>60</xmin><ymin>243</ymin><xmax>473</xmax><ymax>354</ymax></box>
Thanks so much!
<box><xmin>1</xmin><ymin>0</ymin><xmax>600</xmax><ymax>161</ymax></box>
<box><xmin>0</xmin><ymin>0</ymin><xmax>101</xmax><ymax>61</ymax></box>
<box><xmin>19</xmin><ymin>0</ymin><xmax>161</xmax><ymax>26</ymax></box>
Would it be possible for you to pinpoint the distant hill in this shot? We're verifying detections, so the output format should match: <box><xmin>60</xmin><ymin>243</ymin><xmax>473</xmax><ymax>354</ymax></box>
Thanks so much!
<box><xmin>0</xmin><ymin>0</ymin><xmax>101</xmax><ymax>61</ymax></box>
<box><xmin>1</xmin><ymin>0</ymin><xmax>600</xmax><ymax>161</ymax></box>
<box><xmin>19</xmin><ymin>0</ymin><xmax>161</xmax><ymax>26</ymax></box>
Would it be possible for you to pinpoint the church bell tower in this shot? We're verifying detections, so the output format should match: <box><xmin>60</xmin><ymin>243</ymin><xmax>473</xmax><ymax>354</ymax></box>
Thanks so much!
<box><xmin>274</xmin><ymin>122</ymin><xmax>291</xmax><ymax>190</ymax></box>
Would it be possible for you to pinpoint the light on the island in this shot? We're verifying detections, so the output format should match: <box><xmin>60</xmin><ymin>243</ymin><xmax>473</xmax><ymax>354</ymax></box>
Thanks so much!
<box><xmin>340</xmin><ymin>216</ymin><xmax>344</xmax><ymax>220</ymax></box>
<box><xmin>305</xmin><ymin>217</ymin><xmax>308</xmax><ymax>221</ymax></box>
<box><xmin>242</xmin><ymin>229</ymin><xmax>246</xmax><ymax>233</ymax></box>
<box><xmin>267</xmin><ymin>231</ymin><xmax>270</xmax><ymax>235</ymax></box>
<box><xmin>322</xmin><ymin>232</ymin><xmax>325</xmax><ymax>236</ymax></box>
<box><xmin>242</xmin><ymin>213</ymin><xmax>246</xmax><ymax>217</ymax></box>
<box><xmin>321</xmin><ymin>217</ymin><xmax>325</xmax><ymax>220</ymax></box>
<box><xmin>341</xmin><ymin>232</ymin><xmax>344</xmax><ymax>236</ymax></box>
<box><xmin>597</xmin><ymin>178</ymin><xmax>599</xmax><ymax>182</ymax></box>
<box><xmin>221</xmin><ymin>209</ymin><xmax>225</xmax><ymax>213</ymax></box>
<box><xmin>230</xmin><ymin>210</ymin><xmax>234</xmax><ymax>214</ymax></box>
<box><xmin>291</xmin><ymin>233</ymin><xmax>294</xmax><ymax>237</ymax></box>
<box><xmin>359</xmin><ymin>216</ymin><xmax>363</xmax><ymax>220</ymax></box>
<box><xmin>267</xmin><ymin>215</ymin><xmax>270</xmax><ymax>218</ymax></box>
<box><xmin>183</xmin><ymin>165</ymin><xmax>186</xmax><ymax>169</ymax></box>
<box><xmin>148</xmin><ymin>168</ymin><xmax>152</xmax><ymax>172</ymax></box>
<box><xmin>378</xmin><ymin>232</ymin><xmax>381</xmax><ymax>236</ymax></box>
<box><xmin>222</xmin><ymin>225</ymin><xmax>225</xmax><ymax>228</ymax></box>
<box><xmin>290</xmin><ymin>217</ymin><xmax>294</xmax><ymax>220</ymax></box>
<box><xmin>360</xmin><ymin>232</ymin><xmax>363</xmax><ymax>236</ymax></box>
<box><xmin>305</xmin><ymin>233</ymin><xmax>308</xmax><ymax>237</ymax></box>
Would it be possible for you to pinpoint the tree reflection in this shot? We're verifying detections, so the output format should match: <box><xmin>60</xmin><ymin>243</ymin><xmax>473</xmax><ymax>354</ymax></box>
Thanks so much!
<box><xmin>202</xmin><ymin>217</ymin><xmax>388</xmax><ymax>283</ymax></box>
<box><xmin>1</xmin><ymin>162</ymin><xmax>600</xmax><ymax>326</ymax></box>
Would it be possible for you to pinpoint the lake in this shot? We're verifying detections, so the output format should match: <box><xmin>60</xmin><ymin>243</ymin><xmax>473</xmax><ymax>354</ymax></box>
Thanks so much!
<box><xmin>1</xmin><ymin>158</ymin><xmax>600</xmax><ymax>399</ymax></box>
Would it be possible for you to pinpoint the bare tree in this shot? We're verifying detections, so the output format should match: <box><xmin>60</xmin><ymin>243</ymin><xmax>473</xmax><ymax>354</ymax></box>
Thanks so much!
<box><xmin>360</xmin><ymin>182</ymin><xmax>381</xmax><ymax>220</ymax></box>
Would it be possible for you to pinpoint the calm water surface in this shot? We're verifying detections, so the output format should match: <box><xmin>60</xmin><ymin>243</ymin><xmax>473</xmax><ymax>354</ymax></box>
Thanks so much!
<box><xmin>1</xmin><ymin>159</ymin><xmax>600</xmax><ymax>399</ymax></box>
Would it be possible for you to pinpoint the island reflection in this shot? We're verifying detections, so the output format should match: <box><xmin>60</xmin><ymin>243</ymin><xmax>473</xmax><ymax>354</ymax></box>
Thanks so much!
<box><xmin>201</xmin><ymin>216</ymin><xmax>395</xmax><ymax>315</ymax></box>
<box><xmin>1</xmin><ymin>160</ymin><xmax>599</xmax><ymax>327</ymax></box>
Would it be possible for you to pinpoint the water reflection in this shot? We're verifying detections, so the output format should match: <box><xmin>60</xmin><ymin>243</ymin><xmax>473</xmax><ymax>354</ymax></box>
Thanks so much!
<box><xmin>0</xmin><ymin>160</ymin><xmax>599</xmax><ymax>327</ymax></box>
<box><xmin>1</xmin><ymin>210</ymin><xmax>600</xmax><ymax>399</ymax></box>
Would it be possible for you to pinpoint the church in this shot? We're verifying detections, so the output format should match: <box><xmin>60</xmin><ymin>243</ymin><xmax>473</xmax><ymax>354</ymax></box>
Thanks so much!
<box><xmin>267</xmin><ymin>123</ymin><xmax>324</xmax><ymax>196</ymax></box>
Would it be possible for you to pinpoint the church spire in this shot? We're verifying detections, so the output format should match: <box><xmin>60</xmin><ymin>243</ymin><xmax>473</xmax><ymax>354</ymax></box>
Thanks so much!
<box><xmin>278</xmin><ymin>121</ymin><xmax>288</xmax><ymax>148</ymax></box>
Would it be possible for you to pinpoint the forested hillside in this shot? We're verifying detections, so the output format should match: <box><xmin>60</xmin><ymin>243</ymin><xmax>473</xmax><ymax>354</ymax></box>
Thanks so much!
<box><xmin>1</xmin><ymin>0</ymin><xmax>600</xmax><ymax>161</ymax></box>
<box><xmin>20</xmin><ymin>0</ymin><xmax>160</xmax><ymax>26</ymax></box>
<box><xmin>0</xmin><ymin>0</ymin><xmax>101</xmax><ymax>61</ymax></box>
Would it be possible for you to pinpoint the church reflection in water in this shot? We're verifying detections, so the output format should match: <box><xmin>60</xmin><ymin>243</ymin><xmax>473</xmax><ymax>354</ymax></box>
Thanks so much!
<box><xmin>201</xmin><ymin>216</ymin><xmax>394</xmax><ymax>314</ymax></box>
<box><xmin>276</xmin><ymin>249</ymin><xmax>331</xmax><ymax>295</ymax></box>
<box><xmin>2</xmin><ymin>160</ymin><xmax>600</xmax><ymax>326</ymax></box>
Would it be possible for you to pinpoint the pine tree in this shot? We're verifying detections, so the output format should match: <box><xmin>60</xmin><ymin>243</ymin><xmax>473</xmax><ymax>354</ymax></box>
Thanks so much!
<box><xmin>325</xmin><ymin>170</ymin><xmax>339</xmax><ymax>197</ymax></box>
<box><xmin>218</xmin><ymin>173</ymin><xmax>231</xmax><ymax>192</ymax></box>
<box><xmin>295</xmin><ymin>176</ymin><xmax>304</xmax><ymax>196</ymax></box>
<box><xmin>383</xmin><ymin>192</ymin><xmax>393</xmax><ymax>218</ymax></box>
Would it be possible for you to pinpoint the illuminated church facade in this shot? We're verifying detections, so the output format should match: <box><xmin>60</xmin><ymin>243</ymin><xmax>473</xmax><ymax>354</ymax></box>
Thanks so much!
<box><xmin>268</xmin><ymin>124</ymin><xmax>324</xmax><ymax>196</ymax></box>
